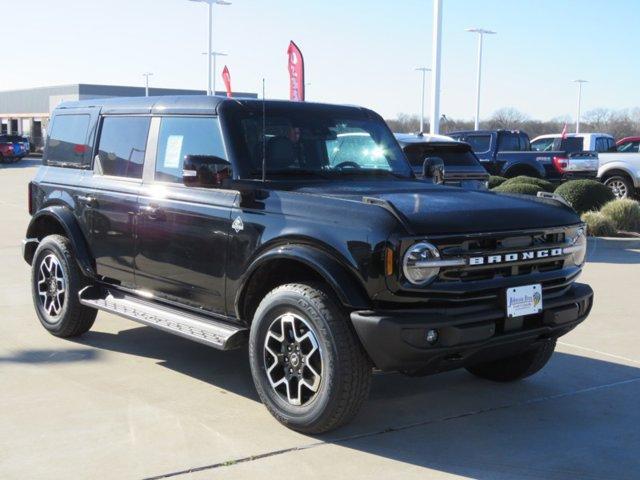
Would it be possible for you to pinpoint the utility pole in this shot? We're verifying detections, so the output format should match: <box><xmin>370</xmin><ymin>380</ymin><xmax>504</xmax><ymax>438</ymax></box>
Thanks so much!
<box><xmin>429</xmin><ymin>0</ymin><xmax>442</xmax><ymax>135</ymax></box>
<box><xmin>415</xmin><ymin>67</ymin><xmax>431</xmax><ymax>133</ymax></box>
<box><xmin>574</xmin><ymin>79</ymin><xmax>588</xmax><ymax>133</ymax></box>
<box><xmin>466</xmin><ymin>28</ymin><xmax>497</xmax><ymax>130</ymax></box>
<box><xmin>143</xmin><ymin>72</ymin><xmax>153</xmax><ymax>97</ymax></box>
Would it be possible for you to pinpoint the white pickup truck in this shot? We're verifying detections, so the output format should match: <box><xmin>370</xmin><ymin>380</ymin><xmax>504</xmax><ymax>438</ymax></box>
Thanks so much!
<box><xmin>531</xmin><ymin>133</ymin><xmax>640</xmax><ymax>198</ymax></box>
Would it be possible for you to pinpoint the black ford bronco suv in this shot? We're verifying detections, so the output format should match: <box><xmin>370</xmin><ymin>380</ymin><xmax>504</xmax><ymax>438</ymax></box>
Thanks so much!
<box><xmin>23</xmin><ymin>96</ymin><xmax>593</xmax><ymax>433</ymax></box>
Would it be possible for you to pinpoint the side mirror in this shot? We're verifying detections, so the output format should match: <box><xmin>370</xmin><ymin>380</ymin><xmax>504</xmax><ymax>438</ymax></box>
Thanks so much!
<box><xmin>183</xmin><ymin>155</ymin><xmax>232</xmax><ymax>188</ymax></box>
<box><xmin>422</xmin><ymin>156</ymin><xmax>445</xmax><ymax>184</ymax></box>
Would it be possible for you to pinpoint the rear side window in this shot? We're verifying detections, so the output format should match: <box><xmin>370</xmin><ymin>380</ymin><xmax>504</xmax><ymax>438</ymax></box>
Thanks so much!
<box><xmin>46</xmin><ymin>114</ymin><xmax>91</xmax><ymax>167</ymax></box>
<box><xmin>465</xmin><ymin>134</ymin><xmax>491</xmax><ymax>153</ymax></box>
<box><xmin>95</xmin><ymin>117</ymin><xmax>150</xmax><ymax>179</ymax></box>
<box><xmin>155</xmin><ymin>117</ymin><xmax>227</xmax><ymax>183</ymax></box>
<box><xmin>595</xmin><ymin>137</ymin><xmax>608</xmax><ymax>153</ymax></box>
<box><xmin>497</xmin><ymin>132</ymin><xmax>520</xmax><ymax>152</ymax></box>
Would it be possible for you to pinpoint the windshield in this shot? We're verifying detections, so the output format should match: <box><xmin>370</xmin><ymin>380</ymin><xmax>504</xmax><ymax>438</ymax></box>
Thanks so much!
<box><xmin>224</xmin><ymin>102</ymin><xmax>413</xmax><ymax>179</ymax></box>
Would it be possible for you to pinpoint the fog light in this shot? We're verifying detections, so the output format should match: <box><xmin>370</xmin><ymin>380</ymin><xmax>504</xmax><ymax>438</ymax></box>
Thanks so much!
<box><xmin>426</xmin><ymin>329</ymin><xmax>439</xmax><ymax>345</ymax></box>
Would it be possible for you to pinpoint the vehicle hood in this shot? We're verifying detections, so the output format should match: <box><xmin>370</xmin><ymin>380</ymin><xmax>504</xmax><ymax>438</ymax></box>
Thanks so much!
<box><xmin>291</xmin><ymin>180</ymin><xmax>580</xmax><ymax>235</ymax></box>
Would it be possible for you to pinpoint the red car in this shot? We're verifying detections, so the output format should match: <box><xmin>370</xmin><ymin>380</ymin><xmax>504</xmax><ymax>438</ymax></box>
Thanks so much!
<box><xmin>0</xmin><ymin>134</ymin><xmax>30</xmax><ymax>163</ymax></box>
<box><xmin>616</xmin><ymin>136</ymin><xmax>640</xmax><ymax>153</ymax></box>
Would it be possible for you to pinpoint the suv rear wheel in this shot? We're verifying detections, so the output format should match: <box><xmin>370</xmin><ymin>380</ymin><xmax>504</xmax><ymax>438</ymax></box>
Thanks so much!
<box><xmin>465</xmin><ymin>339</ymin><xmax>556</xmax><ymax>382</ymax></box>
<box><xmin>249</xmin><ymin>283</ymin><xmax>371</xmax><ymax>433</ymax></box>
<box><xmin>31</xmin><ymin>235</ymin><xmax>97</xmax><ymax>337</ymax></box>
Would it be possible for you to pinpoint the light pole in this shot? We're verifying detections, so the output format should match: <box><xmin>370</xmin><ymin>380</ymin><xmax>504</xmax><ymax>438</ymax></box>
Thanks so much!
<box><xmin>415</xmin><ymin>67</ymin><xmax>431</xmax><ymax>133</ymax></box>
<box><xmin>189</xmin><ymin>0</ymin><xmax>231</xmax><ymax>96</ymax></box>
<box><xmin>466</xmin><ymin>28</ymin><xmax>496</xmax><ymax>130</ymax></box>
<box><xmin>430</xmin><ymin>0</ymin><xmax>442</xmax><ymax>135</ymax></box>
<box><xmin>142</xmin><ymin>72</ymin><xmax>153</xmax><ymax>97</ymax></box>
<box><xmin>573</xmin><ymin>79</ymin><xmax>588</xmax><ymax>133</ymax></box>
<box><xmin>202</xmin><ymin>51</ymin><xmax>227</xmax><ymax>95</ymax></box>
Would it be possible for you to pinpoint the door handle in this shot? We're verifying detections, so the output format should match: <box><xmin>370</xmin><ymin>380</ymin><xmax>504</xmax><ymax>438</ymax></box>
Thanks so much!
<box><xmin>139</xmin><ymin>205</ymin><xmax>162</xmax><ymax>219</ymax></box>
<box><xmin>77</xmin><ymin>195</ymin><xmax>97</xmax><ymax>208</ymax></box>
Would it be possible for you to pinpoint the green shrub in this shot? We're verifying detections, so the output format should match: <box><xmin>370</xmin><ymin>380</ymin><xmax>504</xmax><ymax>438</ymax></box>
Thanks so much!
<box><xmin>493</xmin><ymin>182</ymin><xmax>543</xmax><ymax>196</ymax></box>
<box><xmin>488</xmin><ymin>175</ymin><xmax>507</xmax><ymax>189</ymax></box>
<box><xmin>600</xmin><ymin>198</ymin><xmax>640</xmax><ymax>232</ymax></box>
<box><xmin>581</xmin><ymin>212</ymin><xmax>617</xmax><ymax>237</ymax></box>
<box><xmin>503</xmin><ymin>175</ymin><xmax>555</xmax><ymax>193</ymax></box>
<box><xmin>554</xmin><ymin>180</ymin><xmax>615</xmax><ymax>213</ymax></box>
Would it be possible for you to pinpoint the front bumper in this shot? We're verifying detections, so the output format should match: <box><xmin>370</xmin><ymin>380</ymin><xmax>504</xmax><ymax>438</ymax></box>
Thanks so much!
<box><xmin>351</xmin><ymin>282</ymin><xmax>593</xmax><ymax>373</ymax></box>
<box><xmin>558</xmin><ymin>171</ymin><xmax>598</xmax><ymax>182</ymax></box>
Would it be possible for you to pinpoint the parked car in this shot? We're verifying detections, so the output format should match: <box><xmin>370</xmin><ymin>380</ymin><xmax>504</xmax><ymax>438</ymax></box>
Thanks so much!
<box><xmin>0</xmin><ymin>134</ymin><xmax>30</xmax><ymax>163</ymax></box>
<box><xmin>531</xmin><ymin>133</ymin><xmax>640</xmax><ymax>198</ymax></box>
<box><xmin>395</xmin><ymin>133</ymin><xmax>489</xmax><ymax>189</ymax></box>
<box><xmin>449</xmin><ymin>129</ymin><xmax>598</xmax><ymax>183</ymax></box>
<box><xmin>616</xmin><ymin>136</ymin><xmax>640</xmax><ymax>153</ymax></box>
<box><xmin>23</xmin><ymin>96</ymin><xmax>593</xmax><ymax>433</ymax></box>
<box><xmin>531</xmin><ymin>133</ymin><xmax>615</xmax><ymax>153</ymax></box>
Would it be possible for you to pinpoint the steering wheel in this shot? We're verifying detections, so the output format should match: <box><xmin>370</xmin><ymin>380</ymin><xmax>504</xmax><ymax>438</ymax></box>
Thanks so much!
<box><xmin>334</xmin><ymin>161</ymin><xmax>361</xmax><ymax>170</ymax></box>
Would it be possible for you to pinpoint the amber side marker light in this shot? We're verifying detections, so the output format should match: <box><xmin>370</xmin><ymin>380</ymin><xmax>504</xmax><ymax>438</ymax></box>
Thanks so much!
<box><xmin>385</xmin><ymin>247</ymin><xmax>395</xmax><ymax>276</ymax></box>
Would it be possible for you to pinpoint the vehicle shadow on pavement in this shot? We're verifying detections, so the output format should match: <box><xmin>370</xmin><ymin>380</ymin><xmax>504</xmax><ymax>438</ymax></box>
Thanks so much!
<box><xmin>326</xmin><ymin>351</ymin><xmax>640</xmax><ymax>479</ymax></box>
<box><xmin>71</xmin><ymin>323</ymin><xmax>640</xmax><ymax>479</ymax></box>
<box><xmin>73</xmin><ymin>325</ymin><xmax>260</xmax><ymax>401</ymax></box>
<box><xmin>586</xmin><ymin>237</ymin><xmax>640</xmax><ymax>264</ymax></box>
<box><xmin>0</xmin><ymin>348</ymin><xmax>99</xmax><ymax>363</ymax></box>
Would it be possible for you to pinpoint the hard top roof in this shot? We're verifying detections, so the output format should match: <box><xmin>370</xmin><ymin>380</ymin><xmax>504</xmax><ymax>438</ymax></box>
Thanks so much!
<box><xmin>54</xmin><ymin>95</ymin><xmax>369</xmax><ymax>116</ymax></box>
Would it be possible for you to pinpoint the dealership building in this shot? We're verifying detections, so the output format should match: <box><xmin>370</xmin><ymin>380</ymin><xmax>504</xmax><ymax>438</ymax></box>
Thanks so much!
<box><xmin>0</xmin><ymin>84</ymin><xmax>256</xmax><ymax>148</ymax></box>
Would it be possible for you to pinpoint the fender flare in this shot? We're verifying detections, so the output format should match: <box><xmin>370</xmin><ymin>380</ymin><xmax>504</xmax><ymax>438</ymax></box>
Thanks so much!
<box><xmin>235</xmin><ymin>244</ymin><xmax>371</xmax><ymax>318</ymax></box>
<box><xmin>25</xmin><ymin>206</ymin><xmax>95</xmax><ymax>278</ymax></box>
<box><xmin>501</xmin><ymin>160</ymin><xmax>546</xmax><ymax>179</ymax></box>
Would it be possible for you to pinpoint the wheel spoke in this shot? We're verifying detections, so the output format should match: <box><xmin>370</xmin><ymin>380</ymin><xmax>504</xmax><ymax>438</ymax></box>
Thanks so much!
<box><xmin>36</xmin><ymin>253</ymin><xmax>66</xmax><ymax>321</ymax></box>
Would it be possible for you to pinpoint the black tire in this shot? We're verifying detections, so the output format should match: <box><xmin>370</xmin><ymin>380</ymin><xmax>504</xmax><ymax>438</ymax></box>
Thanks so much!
<box><xmin>603</xmin><ymin>175</ymin><xmax>635</xmax><ymax>199</ymax></box>
<box><xmin>249</xmin><ymin>283</ymin><xmax>371</xmax><ymax>434</ymax></box>
<box><xmin>465</xmin><ymin>339</ymin><xmax>556</xmax><ymax>382</ymax></box>
<box><xmin>31</xmin><ymin>234</ymin><xmax>97</xmax><ymax>337</ymax></box>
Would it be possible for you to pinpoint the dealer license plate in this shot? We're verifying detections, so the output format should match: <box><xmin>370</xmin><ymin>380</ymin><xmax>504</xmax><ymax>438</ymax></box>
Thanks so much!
<box><xmin>506</xmin><ymin>284</ymin><xmax>542</xmax><ymax>318</ymax></box>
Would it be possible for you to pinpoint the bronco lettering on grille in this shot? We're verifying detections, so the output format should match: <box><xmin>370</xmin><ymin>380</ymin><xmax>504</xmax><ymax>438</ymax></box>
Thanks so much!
<box><xmin>468</xmin><ymin>248</ymin><xmax>564</xmax><ymax>266</ymax></box>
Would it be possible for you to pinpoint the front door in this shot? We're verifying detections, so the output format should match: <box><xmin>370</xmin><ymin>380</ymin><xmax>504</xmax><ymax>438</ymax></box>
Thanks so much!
<box><xmin>134</xmin><ymin>116</ymin><xmax>236</xmax><ymax>316</ymax></box>
<box><xmin>87</xmin><ymin>115</ymin><xmax>151</xmax><ymax>289</ymax></box>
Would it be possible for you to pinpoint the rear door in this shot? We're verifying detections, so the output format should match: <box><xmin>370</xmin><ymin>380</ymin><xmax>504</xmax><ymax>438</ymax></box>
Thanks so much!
<box><xmin>84</xmin><ymin>115</ymin><xmax>150</xmax><ymax>289</ymax></box>
<box><xmin>135</xmin><ymin>115</ymin><xmax>236</xmax><ymax>316</ymax></box>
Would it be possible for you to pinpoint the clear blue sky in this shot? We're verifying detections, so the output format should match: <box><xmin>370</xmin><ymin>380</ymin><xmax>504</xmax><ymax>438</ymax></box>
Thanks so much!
<box><xmin>2</xmin><ymin>0</ymin><xmax>638</xmax><ymax>121</ymax></box>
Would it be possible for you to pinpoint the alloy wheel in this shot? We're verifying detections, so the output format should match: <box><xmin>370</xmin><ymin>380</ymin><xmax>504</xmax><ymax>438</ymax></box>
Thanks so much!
<box><xmin>37</xmin><ymin>253</ymin><xmax>66</xmax><ymax>321</ymax></box>
<box><xmin>263</xmin><ymin>313</ymin><xmax>323</xmax><ymax>406</ymax></box>
<box><xmin>606</xmin><ymin>179</ymin><xmax>628</xmax><ymax>199</ymax></box>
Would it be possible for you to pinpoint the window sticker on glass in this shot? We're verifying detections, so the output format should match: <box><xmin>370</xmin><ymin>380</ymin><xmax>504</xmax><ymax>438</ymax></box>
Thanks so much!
<box><xmin>164</xmin><ymin>135</ymin><xmax>184</xmax><ymax>168</ymax></box>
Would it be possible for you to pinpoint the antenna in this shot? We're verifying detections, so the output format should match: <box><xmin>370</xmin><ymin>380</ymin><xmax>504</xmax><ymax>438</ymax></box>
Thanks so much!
<box><xmin>261</xmin><ymin>78</ymin><xmax>267</xmax><ymax>182</ymax></box>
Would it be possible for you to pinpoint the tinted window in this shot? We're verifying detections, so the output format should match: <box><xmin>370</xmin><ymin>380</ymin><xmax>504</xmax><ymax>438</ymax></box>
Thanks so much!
<box><xmin>617</xmin><ymin>141</ymin><xmax>640</xmax><ymax>153</ymax></box>
<box><xmin>465</xmin><ymin>134</ymin><xmax>491</xmax><ymax>153</ymax></box>
<box><xmin>95</xmin><ymin>117</ymin><xmax>150</xmax><ymax>178</ymax></box>
<box><xmin>46</xmin><ymin>114</ymin><xmax>91</xmax><ymax>166</ymax></box>
<box><xmin>497</xmin><ymin>132</ymin><xmax>520</xmax><ymax>152</ymax></box>
<box><xmin>607</xmin><ymin>138</ymin><xmax>616</xmax><ymax>152</ymax></box>
<box><xmin>559</xmin><ymin>137</ymin><xmax>585</xmax><ymax>154</ymax></box>
<box><xmin>155</xmin><ymin>117</ymin><xmax>227</xmax><ymax>183</ymax></box>
<box><xmin>531</xmin><ymin>138</ymin><xmax>554</xmax><ymax>151</ymax></box>
<box><xmin>595</xmin><ymin>137</ymin><xmax>608</xmax><ymax>152</ymax></box>
<box><xmin>0</xmin><ymin>135</ymin><xmax>27</xmax><ymax>143</ymax></box>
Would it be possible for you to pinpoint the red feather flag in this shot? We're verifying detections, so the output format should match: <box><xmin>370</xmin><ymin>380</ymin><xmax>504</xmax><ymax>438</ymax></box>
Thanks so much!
<box><xmin>287</xmin><ymin>41</ymin><xmax>305</xmax><ymax>101</ymax></box>
<box><xmin>222</xmin><ymin>66</ymin><xmax>232</xmax><ymax>98</ymax></box>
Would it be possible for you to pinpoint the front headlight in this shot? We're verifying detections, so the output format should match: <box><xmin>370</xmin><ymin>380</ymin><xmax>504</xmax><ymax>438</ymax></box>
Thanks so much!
<box><xmin>402</xmin><ymin>242</ymin><xmax>441</xmax><ymax>286</ymax></box>
<box><xmin>566</xmin><ymin>227</ymin><xmax>587</xmax><ymax>266</ymax></box>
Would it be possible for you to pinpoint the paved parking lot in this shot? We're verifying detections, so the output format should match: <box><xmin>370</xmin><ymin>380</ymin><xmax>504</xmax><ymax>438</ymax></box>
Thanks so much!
<box><xmin>1</xmin><ymin>158</ymin><xmax>639</xmax><ymax>480</ymax></box>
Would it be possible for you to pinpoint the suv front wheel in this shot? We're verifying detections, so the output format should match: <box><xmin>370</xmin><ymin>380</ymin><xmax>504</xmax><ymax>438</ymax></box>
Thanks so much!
<box><xmin>249</xmin><ymin>283</ymin><xmax>371</xmax><ymax>434</ymax></box>
<box><xmin>31</xmin><ymin>235</ymin><xmax>97</xmax><ymax>337</ymax></box>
